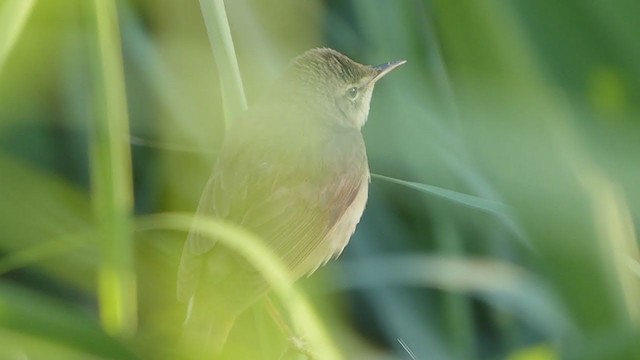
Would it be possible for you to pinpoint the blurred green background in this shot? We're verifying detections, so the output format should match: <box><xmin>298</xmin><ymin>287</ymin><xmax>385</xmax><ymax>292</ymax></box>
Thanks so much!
<box><xmin>1</xmin><ymin>0</ymin><xmax>639</xmax><ymax>359</ymax></box>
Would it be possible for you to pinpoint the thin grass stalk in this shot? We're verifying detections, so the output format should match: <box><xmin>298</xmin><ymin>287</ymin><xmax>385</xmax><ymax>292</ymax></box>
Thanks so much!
<box><xmin>434</xmin><ymin>216</ymin><xmax>475</xmax><ymax>359</ymax></box>
<box><xmin>197</xmin><ymin>0</ymin><xmax>273</xmax><ymax>352</ymax></box>
<box><xmin>0</xmin><ymin>0</ymin><xmax>36</xmax><ymax>74</ymax></box>
<box><xmin>0</xmin><ymin>230</ymin><xmax>92</xmax><ymax>275</ymax></box>
<box><xmin>90</xmin><ymin>0</ymin><xmax>137</xmax><ymax>336</ymax></box>
<box><xmin>198</xmin><ymin>0</ymin><xmax>247</xmax><ymax>125</ymax></box>
<box><xmin>136</xmin><ymin>213</ymin><xmax>343</xmax><ymax>360</ymax></box>
<box><xmin>564</xmin><ymin>128</ymin><xmax>640</xmax><ymax>324</ymax></box>
<box><xmin>371</xmin><ymin>173</ymin><xmax>511</xmax><ymax>216</ymax></box>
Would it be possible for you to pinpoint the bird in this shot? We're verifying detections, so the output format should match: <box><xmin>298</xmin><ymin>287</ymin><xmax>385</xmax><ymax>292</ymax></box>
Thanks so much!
<box><xmin>177</xmin><ymin>47</ymin><xmax>405</xmax><ymax>354</ymax></box>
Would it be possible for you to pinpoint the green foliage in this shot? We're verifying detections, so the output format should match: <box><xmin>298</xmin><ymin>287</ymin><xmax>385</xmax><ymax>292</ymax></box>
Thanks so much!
<box><xmin>0</xmin><ymin>0</ymin><xmax>35</xmax><ymax>73</ymax></box>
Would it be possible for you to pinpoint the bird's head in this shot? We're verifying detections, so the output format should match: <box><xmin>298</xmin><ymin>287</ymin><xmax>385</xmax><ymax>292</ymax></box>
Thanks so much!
<box><xmin>282</xmin><ymin>48</ymin><xmax>405</xmax><ymax>130</ymax></box>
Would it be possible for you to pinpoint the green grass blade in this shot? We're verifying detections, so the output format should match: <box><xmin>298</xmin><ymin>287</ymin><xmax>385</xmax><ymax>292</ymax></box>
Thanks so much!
<box><xmin>372</xmin><ymin>173</ymin><xmax>510</xmax><ymax>215</ymax></box>
<box><xmin>0</xmin><ymin>0</ymin><xmax>36</xmax><ymax>74</ymax></box>
<box><xmin>0</xmin><ymin>230</ymin><xmax>92</xmax><ymax>275</ymax></box>
<box><xmin>90</xmin><ymin>0</ymin><xmax>137</xmax><ymax>337</ymax></box>
<box><xmin>372</xmin><ymin>173</ymin><xmax>528</xmax><ymax>243</ymax></box>
<box><xmin>198</xmin><ymin>0</ymin><xmax>247</xmax><ymax>124</ymax></box>
<box><xmin>136</xmin><ymin>213</ymin><xmax>342</xmax><ymax>360</ymax></box>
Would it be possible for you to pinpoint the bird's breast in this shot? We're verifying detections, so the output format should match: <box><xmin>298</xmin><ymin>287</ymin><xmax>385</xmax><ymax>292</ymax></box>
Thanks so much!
<box><xmin>300</xmin><ymin>129</ymin><xmax>370</xmax><ymax>273</ymax></box>
<box><xmin>324</xmin><ymin>172</ymin><xmax>369</xmax><ymax>261</ymax></box>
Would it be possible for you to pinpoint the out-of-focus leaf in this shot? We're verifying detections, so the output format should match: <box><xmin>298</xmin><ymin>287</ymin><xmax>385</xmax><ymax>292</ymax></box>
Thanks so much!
<box><xmin>335</xmin><ymin>255</ymin><xmax>571</xmax><ymax>338</ymax></box>
<box><xmin>90</xmin><ymin>0</ymin><xmax>137</xmax><ymax>336</ymax></box>
<box><xmin>0</xmin><ymin>155</ymin><xmax>95</xmax><ymax>288</ymax></box>
<box><xmin>0</xmin><ymin>0</ymin><xmax>36</xmax><ymax>74</ymax></box>
<box><xmin>136</xmin><ymin>213</ymin><xmax>342</xmax><ymax>360</ymax></box>
<box><xmin>0</xmin><ymin>282</ymin><xmax>136</xmax><ymax>359</ymax></box>
<box><xmin>507</xmin><ymin>344</ymin><xmax>557</xmax><ymax>360</ymax></box>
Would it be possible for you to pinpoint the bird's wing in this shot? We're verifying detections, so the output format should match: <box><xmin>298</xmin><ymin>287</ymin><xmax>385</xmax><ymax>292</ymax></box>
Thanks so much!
<box><xmin>176</xmin><ymin>172</ymin><xmax>218</xmax><ymax>302</ymax></box>
<box><xmin>177</xmin><ymin>130</ymin><xmax>367</xmax><ymax>301</ymax></box>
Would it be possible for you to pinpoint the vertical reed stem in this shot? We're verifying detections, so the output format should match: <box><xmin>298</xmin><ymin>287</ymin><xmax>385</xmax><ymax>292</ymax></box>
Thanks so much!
<box><xmin>90</xmin><ymin>0</ymin><xmax>137</xmax><ymax>336</ymax></box>
<box><xmin>198</xmin><ymin>0</ymin><xmax>247</xmax><ymax>126</ymax></box>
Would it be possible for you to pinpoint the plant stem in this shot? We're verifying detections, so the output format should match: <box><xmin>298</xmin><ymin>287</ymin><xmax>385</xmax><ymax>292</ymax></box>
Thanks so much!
<box><xmin>198</xmin><ymin>0</ymin><xmax>248</xmax><ymax>126</ymax></box>
<box><xmin>0</xmin><ymin>0</ymin><xmax>36</xmax><ymax>74</ymax></box>
<box><xmin>90</xmin><ymin>0</ymin><xmax>137</xmax><ymax>337</ymax></box>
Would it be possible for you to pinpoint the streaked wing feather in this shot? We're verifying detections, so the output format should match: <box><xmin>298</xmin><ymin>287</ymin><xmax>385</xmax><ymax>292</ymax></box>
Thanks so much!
<box><xmin>247</xmin><ymin>168</ymin><xmax>366</xmax><ymax>278</ymax></box>
<box><xmin>177</xmin><ymin>175</ymin><xmax>218</xmax><ymax>301</ymax></box>
<box><xmin>178</xmin><ymin>121</ymin><xmax>367</xmax><ymax>301</ymax></box>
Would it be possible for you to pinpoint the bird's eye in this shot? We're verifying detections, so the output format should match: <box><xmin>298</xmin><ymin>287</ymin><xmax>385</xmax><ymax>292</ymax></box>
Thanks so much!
<box><xmin>346</xmin><ymin>86</ymin><xmax>359</xmax><ymax>100</ymax></box>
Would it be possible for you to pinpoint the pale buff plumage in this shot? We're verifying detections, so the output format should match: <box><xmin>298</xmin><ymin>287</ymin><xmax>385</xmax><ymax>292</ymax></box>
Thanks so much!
<box><xmin>177</xmin><ymin>48</ymin><xmax>405</xmax><ymax>354</ymax></box>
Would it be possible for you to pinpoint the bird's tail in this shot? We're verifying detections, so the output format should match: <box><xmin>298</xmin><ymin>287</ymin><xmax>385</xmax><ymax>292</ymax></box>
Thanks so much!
<box><xmin>181</xmin><ymin>294</ymin><xmax>238</xmax><ymax>356</ymax></box>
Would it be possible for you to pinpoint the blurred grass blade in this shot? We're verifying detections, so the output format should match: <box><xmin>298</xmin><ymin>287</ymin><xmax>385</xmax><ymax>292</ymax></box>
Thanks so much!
<box><xmin>336</xmin><ymin>256</ymin><xmax>571</xmax><ymax>338</ymax></box>
<box><xmin>372</xmin><ymin>173</ymin><xmax>510</xmax><ymax>215</ymax></box>
<box><xmin>90</xmin><ymin>0</ymin><xmax>137</xmax><ymax>336</ymax></box>
<box><xmin>0</xmin><ymin>0</ymin><xmax>35</xmax><ymax>75</ymax></box>
<box><xmin>568</xmin><ymin>140</ymin><xmax>640</xmax><ymax>323</ymax></box>
<box><xmin>0</xmin><ymin>283</ymin><xmax>137</xmax><ymax>359</ymax></box>
<box><xmin>434</xmin><ymin>217</ymin><xmax>475</xmax><ymax>359</ymax></box>
<box><xmin>199</xmin><ymin>0</ymin><xmax>247</xmax><ymax>124</ymax></box>
<box><xmin>0</xmin><ymin>230</ymin><xmax>92</xmax><ymax>275</ymax></box>
<box><xmin>0</xmin><ymin>154</ymin><xmax>96</xmax><ymax>288</ymax></box>
<box><xmin>136</xmin><ymin>213</ymin><xmax>342</xmax><ymax>360</ymax></box>
<box><xmin>372</xmin><ymin>173</ymin><xmax>527</xmax><ymax>243</ymax></box>
<box><xmin>589</xmin><ymin>178</ymin><xmax>640</xmax><ymax>323</ymax></box>
<box><xmin>129</xmin><ymin>136</ymin><xmax>212</xmax><ymax>154</ymax></box>
<box><xmin>507</xmin><ymin>344</ymin><xmax>557</xmax><ymax>360</ymax></box>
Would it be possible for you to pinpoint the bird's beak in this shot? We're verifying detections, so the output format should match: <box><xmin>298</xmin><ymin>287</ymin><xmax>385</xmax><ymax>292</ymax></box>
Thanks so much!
<box><xmin>370</xmin><ymin>59</ymin><xmax>407</xmax><ymax>84</ymax></box>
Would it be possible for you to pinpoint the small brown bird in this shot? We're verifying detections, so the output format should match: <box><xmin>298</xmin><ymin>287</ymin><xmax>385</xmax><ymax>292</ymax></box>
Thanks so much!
<box><xmin>178</xmin><ymin>48</ymin><xmax>405</xmax><ymax>353</ymax></box>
